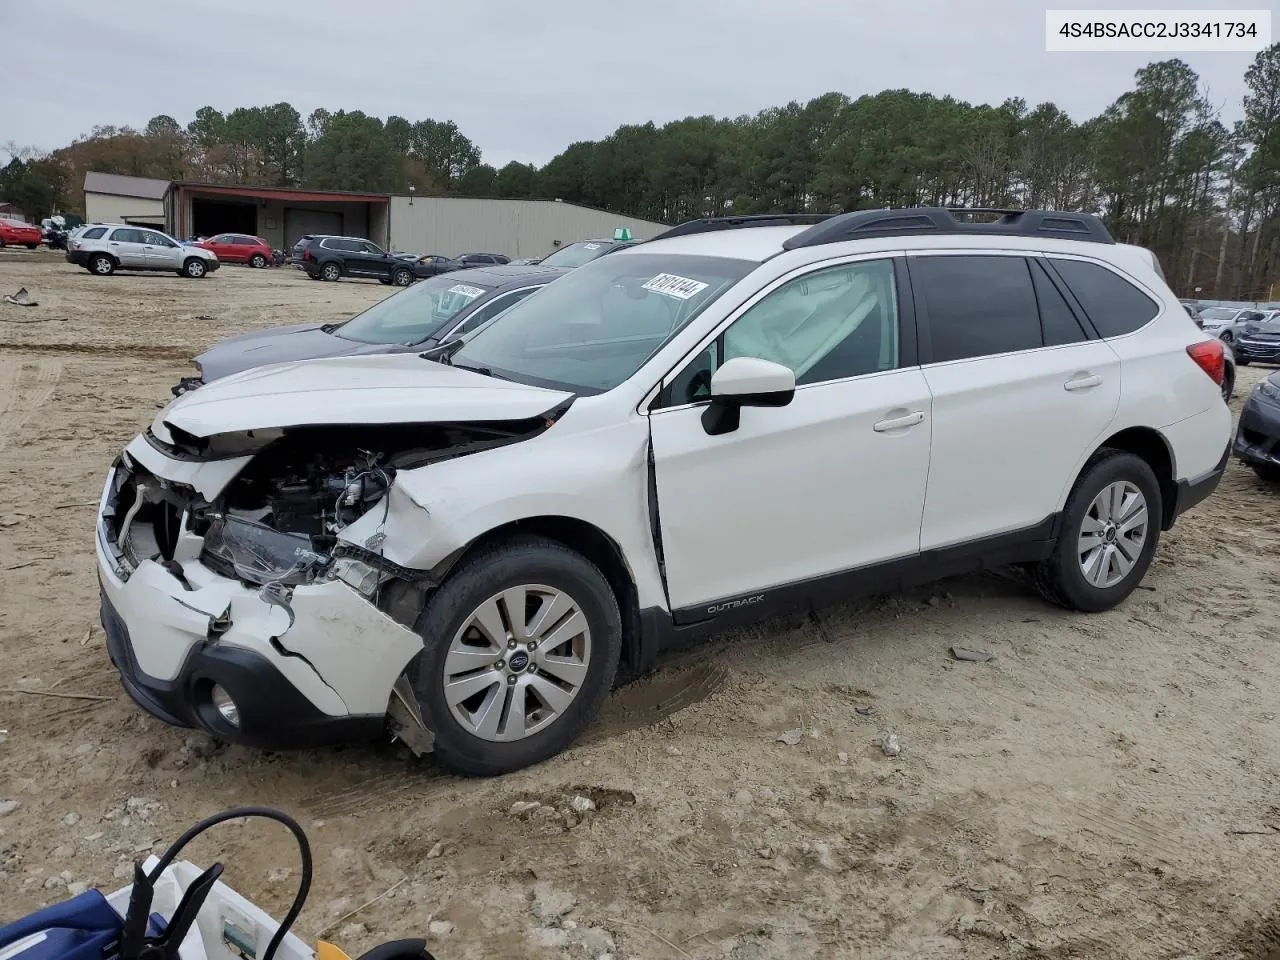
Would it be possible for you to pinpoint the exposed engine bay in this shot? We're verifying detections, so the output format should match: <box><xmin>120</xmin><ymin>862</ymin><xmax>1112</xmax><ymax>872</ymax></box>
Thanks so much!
<box><xmin>104</xmin><ymin>418</ymin><xmax>557</xmax><ymax>593</ymax></box>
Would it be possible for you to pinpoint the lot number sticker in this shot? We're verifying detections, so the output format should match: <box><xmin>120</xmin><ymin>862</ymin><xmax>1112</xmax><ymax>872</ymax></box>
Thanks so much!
<box><xmin>642</xmin><ymin>273</ymin><xmax>709</xmax><ymax>300</ymax></box>
<box><xmin>448</xmin><ymin>284</ymin><xmax>486</xmax><ymax>298</ymax></box>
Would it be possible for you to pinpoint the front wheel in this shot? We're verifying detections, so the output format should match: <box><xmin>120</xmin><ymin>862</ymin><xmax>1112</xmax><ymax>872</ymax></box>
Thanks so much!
<box><xmin>1032</xmin><ymin>450</ymin><xmax>1161</xmax><ymax>612</ymax></box>
<box><xmin>321</xmin><ymin>262</ymin><xmax>342</xmax><ymax>281</ymax></box>
<box><xmin>182</xmin><ymin>258</ymin><xmax>207</xmax><ymax>278</ymax></box>
<box><xmin>1252</xmin><ymin>462</ymin><xmax>1280</xmax><ymax>483</ymax></box>
<box><xmin>24</xmin><ymin>243</ymin><xmax>37</xmax><ymax>250</ymax></box>
<box><xmin>1220</xmin><ymin>330</ymin><xmax>1235</xmax><ymax>345</ymax></box>
<box><xmin>410</xmin><ymin>535</ymin><xmax>622</xmax><ymax>776</ymax></box>
<box><xmin>249</xmin><ymin>253</ymin><xmax>267</xmax><ymax>268</ymax></box>
<box><xmin>392</xmin><ymin>267</ymin><xmax>413</xmax><ymax>286</ymax></box>
<box><xmin>1236</xmin><ymin>357</ymin><xmax>1251</xmax><ymax>366</ymax></box>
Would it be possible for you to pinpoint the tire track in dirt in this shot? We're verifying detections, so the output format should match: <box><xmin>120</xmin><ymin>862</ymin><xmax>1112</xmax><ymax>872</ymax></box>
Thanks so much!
<box><xmin>0</xmin><ymin>342</ymin><xmax>191</xmax><ymax>363</ymax></box>
<box><xmin>0</xmin><ymin>356</ymin><xmax>62</xmax><ymax>451</ymax></box>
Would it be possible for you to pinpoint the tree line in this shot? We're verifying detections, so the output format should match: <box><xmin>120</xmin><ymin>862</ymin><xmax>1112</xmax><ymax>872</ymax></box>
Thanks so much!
<box><xmin>3</xmin><ymin>44</ymin><xmax>1278</xmax><ymax>299</ymax></box>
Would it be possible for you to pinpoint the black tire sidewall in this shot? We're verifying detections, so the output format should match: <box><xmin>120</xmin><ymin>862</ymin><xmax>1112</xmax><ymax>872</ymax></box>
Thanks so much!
<box><xmin>411</xmin><ymin>537</ymin><xmax>621</xmax><ymax>776</ymax></box>
<box><xmin>1051</xmin><ymin>452</ymin><xmax>1162</xmax><ymax>612</ymax></box>
<box><xmin>1251</xmin><ymin>462</ymin><xmax>1280</xmax><ymax>483</ymax></box>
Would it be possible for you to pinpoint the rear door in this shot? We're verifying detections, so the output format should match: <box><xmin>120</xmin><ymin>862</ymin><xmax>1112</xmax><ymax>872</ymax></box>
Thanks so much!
<box><xmin>106</xmin><ymin>228</ymin><xmax>148</xmax><ymax>268</ymax></box>
<box><xmin>909</xmin><ymin>252</ymin><xmax>1121</xmax><ymax>551</ymax></box>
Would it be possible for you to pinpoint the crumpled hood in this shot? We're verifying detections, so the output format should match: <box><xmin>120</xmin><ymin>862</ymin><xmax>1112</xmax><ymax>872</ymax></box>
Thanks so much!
<box><xmin>193</xmin><ymin>323</ymin><xmax>406</xmax><ymax>382</ymax></box>
<box><xmin>153</xmin><ymin>353</ymin><xmax>572</xmax><ymax>440</ymax></box>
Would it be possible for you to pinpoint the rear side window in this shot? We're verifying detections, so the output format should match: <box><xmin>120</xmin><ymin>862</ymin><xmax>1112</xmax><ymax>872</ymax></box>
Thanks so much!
<box><xmin>1030</xmin><ymin>260</ymin><xmax>1089</xmax><ymax>346</ymax></box>
<box><xmin>110</xmin><ymin>228</ymin><xmax>144</xmax><ymax>243</ymax></box>
<box><xmin>81</xmin><ymin>227</ymin><xmax>106</xmax><ymax>240</ymax></box>
<box><xmin>1049</xmin><ymin>259</ymin><xmax>1160</xmax><ymax>338</ymax></box>
<box><xmin>912</xmin><ymin>255</ymin><xmax>1041</xmax><ymax>362</ymax></box>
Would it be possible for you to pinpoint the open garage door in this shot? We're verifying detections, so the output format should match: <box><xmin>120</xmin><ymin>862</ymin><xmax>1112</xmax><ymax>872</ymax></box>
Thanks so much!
<box><xmin>284</xmin><ymin>208</ymin><xmax>343</xmax><ymax>249</ymax></box>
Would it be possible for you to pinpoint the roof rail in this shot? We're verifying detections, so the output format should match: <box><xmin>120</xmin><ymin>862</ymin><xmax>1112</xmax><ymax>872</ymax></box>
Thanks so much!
<box><xmin>781</xmin><ymin>207</ymin><xmax>1115</xmax><ymax>250</ymax></box>
<box><xmin>650</xmin><ymin>213</ymin><xmax>835</xmax><ymax>242</ymax></box>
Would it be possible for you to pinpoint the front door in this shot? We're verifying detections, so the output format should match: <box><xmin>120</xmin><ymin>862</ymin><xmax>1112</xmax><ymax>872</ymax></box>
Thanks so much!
<box><xmin>648</xmin><ymin>256</ymin><xmax>932</xmax><ymax>614</ymax></box>
<box><xmin>140</xmin><ymin>230</ymin><xmax>183</xmax><ymax>270</ymax></box>
<box><xmin>907</xmin><ymin>253</ymin><xmax>1122</xmax><ymax>550</ymax></box>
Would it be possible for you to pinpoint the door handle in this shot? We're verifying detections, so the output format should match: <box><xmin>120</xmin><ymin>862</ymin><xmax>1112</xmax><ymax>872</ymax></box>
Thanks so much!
<box><xmin>873</xmin><ymin>411</ymin><xmax>925</xmax><ymax>432</ymax></box>
<box><xmin>1064</xmin><ymin>374</ymin><xmax>1103</xmax><ymax>391</ymax></box>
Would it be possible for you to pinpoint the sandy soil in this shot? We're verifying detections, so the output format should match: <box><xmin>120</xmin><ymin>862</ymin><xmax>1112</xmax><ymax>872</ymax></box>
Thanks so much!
<box><xmin>2</xmin><ymin>247</ymin><xmax>1280</xmax><ymax>960</ymax></box>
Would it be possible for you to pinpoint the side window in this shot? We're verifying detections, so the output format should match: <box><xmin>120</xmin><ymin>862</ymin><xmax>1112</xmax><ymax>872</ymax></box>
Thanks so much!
<box><xmin>913</xmin><ymin>255</ymin><xmax>1040</xmax><ymax>362</ymax></box>
<box><xmin>110</xmin><ymin>228</ymin><xmax>143</xmax><ymax>244</ymax></box>
<box><xmin>455</xmin><ymin>289</ymin><xmax>536</xmax><ymax>336</ymax></box>
<box><xmin>661</xmin><ymin>258</ymin><xmax>900</xmax><ymax>407</ymax></box>
<box><xmin>1048</xmin><ymin>259</ymin><xmax>1160</xmax><ymax>338</ymax></box>
<box><xmin>82</xmin><ymin>227</ymin><xmax>106</xmax><ymax>240</ymax></box>
<box><xmin>326</xmin><ymin>239</ymin><xmax>356</xmax><ymax>253</ymax></box>
<box><xmin>141</xmin><ymin>230</ymin><xmax>173</xmax><ymax>247</ymax></box>
<box><xmin>362</xmin><ymin>241</ymin><xmax>382</xmax><ymax>255</ymax></box>
<box><xmin>1030</xmin><ymin>259</ymin><xmax>1088</xmax><ymax>346</ymax></box>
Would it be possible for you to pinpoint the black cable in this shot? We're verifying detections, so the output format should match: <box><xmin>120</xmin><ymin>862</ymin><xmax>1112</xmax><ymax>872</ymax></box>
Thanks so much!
<box><xmin>146</xmin><ymin>807</ymin><xmax>313</xmax><ymax>960</ymax></box>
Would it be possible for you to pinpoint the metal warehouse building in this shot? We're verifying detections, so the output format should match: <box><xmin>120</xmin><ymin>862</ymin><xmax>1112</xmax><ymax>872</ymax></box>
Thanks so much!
<box><xmin>82</xmin><ymin>174</ymin><xmax>667</xmax><ymax>259</ymax></box>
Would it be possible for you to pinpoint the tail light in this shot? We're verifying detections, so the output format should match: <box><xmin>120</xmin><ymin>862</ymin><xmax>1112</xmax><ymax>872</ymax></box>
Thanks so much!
<box><xmin>302</xmin><ymin>249</ymin><xmax>313</xmax><ymax>262</ymax></box>
<box><xmin>1187</xmin><ymin>339</ymin><xmax>1225</xmax><ymax>386</ymax></box>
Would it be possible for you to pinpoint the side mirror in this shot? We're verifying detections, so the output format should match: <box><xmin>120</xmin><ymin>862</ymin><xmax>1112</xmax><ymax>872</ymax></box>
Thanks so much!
<box><xmin>701</xmin><ymin>357</ymin><xmax>796</xmax><ymax>436</ymax></box>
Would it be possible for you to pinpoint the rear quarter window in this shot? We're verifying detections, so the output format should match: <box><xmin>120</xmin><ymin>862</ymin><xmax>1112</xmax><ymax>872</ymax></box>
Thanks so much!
<box><xmin>1049</xmin><ymin>259</ymin><xmax>1160</xmax><ymax>338</ymax></box>
<box><xmin>81</xmin><ymin>227</ymin><xmax>106</xmax><ymax>240</ymax></box>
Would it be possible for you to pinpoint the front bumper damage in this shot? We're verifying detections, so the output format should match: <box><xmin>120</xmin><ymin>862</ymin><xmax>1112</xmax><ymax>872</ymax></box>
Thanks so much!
<box><xmin>1235</xmin><ymin>391</ymin><xmax>1280</xmax><ymax>469</ymax></box>
<box><xmin>95</xmin><ymin>442</ymin><xmax>428</xmax><ymax>751</ymax></box>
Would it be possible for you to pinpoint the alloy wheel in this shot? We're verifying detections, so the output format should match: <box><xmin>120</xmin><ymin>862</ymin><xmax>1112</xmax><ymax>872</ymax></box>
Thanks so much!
<box><xmin>1077</xmin><ymin>480</ymin><xmax>1148</xmax><ymax>589</ymax></box>
<box><xmin>442</xmin><ymin>584</ymin><xmax>592</xmax><ymax>742</ymax></box>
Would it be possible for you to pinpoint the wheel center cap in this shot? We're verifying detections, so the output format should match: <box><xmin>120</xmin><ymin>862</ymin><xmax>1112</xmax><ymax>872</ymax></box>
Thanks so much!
<box><xmin>1103</xmin><ymin>523</ymin><xmax>1118</xmax><ymax>543</ymax></box>
<box><xmin>508</xmin><ymin>650</ymin><xmax>530</xmax><ymax>672</ymax></box>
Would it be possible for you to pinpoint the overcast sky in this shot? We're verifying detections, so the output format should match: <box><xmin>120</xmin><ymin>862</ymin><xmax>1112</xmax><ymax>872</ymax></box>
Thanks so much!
<box><xmin>0</xmin><ymin>0</ymin><xmax>1263</xmax><ymax>168</ymax></box>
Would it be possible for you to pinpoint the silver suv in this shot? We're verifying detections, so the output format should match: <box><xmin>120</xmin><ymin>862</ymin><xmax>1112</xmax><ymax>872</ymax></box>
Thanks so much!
<box><xmin>67</xmin><ymin>224</ymin><xmax>220</xmax><ymax>278</ymax></box>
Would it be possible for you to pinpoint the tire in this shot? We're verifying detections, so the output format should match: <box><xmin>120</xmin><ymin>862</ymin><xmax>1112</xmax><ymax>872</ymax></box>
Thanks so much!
<box><xmin>306</xmin><ymin>272</ymin><xmax>322</xmax><ymax>280</ymax></box>
<box><xmin>1236</xmin><ymin>357</ymin><xmax>1251</xmax><ymax>366</ymax></box>
<box><xmin>1222</xmin><ymin>364</ymin><xmax>1236</xmax><ymax>402</ymax></box>
<box><xmin>183</xmin><ymin>258</ymin><xmax>207</xmax><ymax>278</ymax></box>
<box><xmin>1251</xmin><ymin>462</ymin><xmax>1280</xmax><ymax>483</ymax></box>
<box><xmin>1220</xmin><ymin>330</ymin><xmax>1234</xmax><ymax>345</ymax></box>
<box><xmin>409</xmin><ymin>535</ymin><xmax>622</xmax><ymax>776</ymax></box>
<box><xmin>321</xmin><ymin>262</ymin><xmax>342</xmax><ymax>282</ymax></box>
<box><xmin>88</xmin><ymin>253</ymin><xmax>115</xmax><ymax>276</ymax></box>
<box><xmin>1032</xmin><ymin>449</ymin><xmax>1162</xmax><ymax>613</ymax></box>
<box><xmin>249</xmin><ymin>253</ymin><xmax>267</xmax><ymax>268</ymax></box>
<box><xmin>24</xmin><ymin>243</ymin><xmax>36</xmax><ymax>250</ymax></box>
<box><xmin>392</xmin><ymin>267</ymin><xmax>413</xmax><ymax>286</ymax></box>
<box><xmin>0</xmin><ymin>239</ymin><xmax>6</xmax><ymax>248</ymax></box>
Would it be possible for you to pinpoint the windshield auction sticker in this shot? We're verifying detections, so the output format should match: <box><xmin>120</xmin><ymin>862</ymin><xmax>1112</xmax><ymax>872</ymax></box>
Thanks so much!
<box><xmin>448</xmin><ymin>284</ymin><xmax>486</xmax><ymax>298</ymax></box>
<box><xmin>642</xmin><ymin>273</ymin><xmax>709</xmax><ymax>300</ymax></box>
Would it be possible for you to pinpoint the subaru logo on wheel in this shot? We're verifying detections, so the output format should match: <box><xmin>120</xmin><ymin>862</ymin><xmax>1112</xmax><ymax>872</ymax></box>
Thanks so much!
<box><xmin>508</xmin><ymin>651</ymin><xmax>530</xmax><ymax>672</ymax></box>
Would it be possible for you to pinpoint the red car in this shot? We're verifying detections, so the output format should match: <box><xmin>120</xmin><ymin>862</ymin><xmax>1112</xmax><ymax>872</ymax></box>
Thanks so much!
<box><xmin>0</xmin><ymin>218</ymin><xmax>42</xmax><ymax>249</ymax></box>
<box><xmin>195</xmin><ymin>233</ymin><xmax>274</xmax><ymax>267</ymax></box>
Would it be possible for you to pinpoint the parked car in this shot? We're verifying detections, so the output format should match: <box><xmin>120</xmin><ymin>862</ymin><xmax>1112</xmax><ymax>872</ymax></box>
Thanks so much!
<box><xmin>1195</xmin><ymin>306</ymin><xmax>1266</xmax><ymax>344</ymax></box>
<box><xmin>95</xmin><ymin>208</ymin><xmax>1230</xmax><ymax>776</ymax></box>
<box><xmin>507</xmin><ymin>257</ymin><xmax>541</xmax><ymax>266</ymax></box>
<box><xmin>536</xmin><ymin>237</ymin><xmax>642</xmax><ymax>268</ymax></box>
<box><xmin>194</xmin><ymin>234</ymin><xmax>275</xmax><ymax>268</ymax></box>
<box><xmin>292</xmin><ymin>235</ymin><xmax>430</xmax><ymax>285</ymax></box>
<box><xmin>401</xmin><ymin>254</ymin><xmax>461</xmax><ymax>277</ymax></box>
<box><xmin>1234</xmin><ymin>369</ymin><xmax>1280</xmax><ymax>481</ymax></box>
<box><xmin>67</xmin><ymin>224</ymin><xmax>219</xmax><ymax>278</ymax></box>
<box><xmin>171</xmin><ymin>265</ymin><xmax>568</xmax><ymax>394</ymax></box>
<box><xmin>1230</xmin><ymin>311</ymin><xmax>1280</xmax><ymax>366</ymax></box>
<box><xmin>453</xmin><ymin>253</ymin><xmax>510</xmax><ymax>267</ymax></box>
<box><xmin>0</xmin><ymin>218</ymin><xmax>43</xmax><ymax>249</ymax></box>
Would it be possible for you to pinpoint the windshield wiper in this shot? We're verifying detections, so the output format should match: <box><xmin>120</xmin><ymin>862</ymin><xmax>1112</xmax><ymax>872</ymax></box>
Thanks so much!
<box><xmin>320</xmin><ymin>323</ymin><xmax>338</xmax><ymax>334</ymax></box>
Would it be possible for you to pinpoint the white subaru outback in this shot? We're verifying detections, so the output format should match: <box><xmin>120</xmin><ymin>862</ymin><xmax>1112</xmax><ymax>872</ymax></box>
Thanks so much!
<box><xmin>95</xmin><ymin>208</ymin><xmax>1232</xmax><ymax>776</ymax></box>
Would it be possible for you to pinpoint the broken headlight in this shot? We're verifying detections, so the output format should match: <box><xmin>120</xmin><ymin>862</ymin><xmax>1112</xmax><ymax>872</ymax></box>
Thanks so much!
<box><xmin>201</xmin><ymin>514</ymin><xmax>329</xmax><ymax>587</ymax></box>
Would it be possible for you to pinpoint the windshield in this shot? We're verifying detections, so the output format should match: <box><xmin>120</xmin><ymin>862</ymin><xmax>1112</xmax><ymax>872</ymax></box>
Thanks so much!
<box><xmin>1198</xmin><ymin>308</ymin><xmax>1237</xmax><ymax>321</ymax></box>
<box><xmin>537</xmin><ymin>241</ymin><xmax>617</xmax><ymax>269</ymax></box>
<box><xmin>333</xmin><ymin>275</ymin><xmax>493</xmax><ymax>345</ymax></box>
<box><xmin>452</xmin><ymin>252</ymin><xmax>754</xmax><ymax>393</ymax></box>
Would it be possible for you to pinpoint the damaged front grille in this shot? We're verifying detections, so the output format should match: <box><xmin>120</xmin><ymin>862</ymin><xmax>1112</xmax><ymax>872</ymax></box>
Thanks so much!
<box><xmin>101</xmin><ymin>459</ymin><xmax>199</xmax><ymax>577</ymax></box>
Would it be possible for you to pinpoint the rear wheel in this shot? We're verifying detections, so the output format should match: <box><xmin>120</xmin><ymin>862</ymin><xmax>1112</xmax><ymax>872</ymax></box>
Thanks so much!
<box><xmin>249</xmin><ymin>253</ymin><xmax>267</xmax><ymax>268</ymax></box>
<box><xmin>1252</xmin><ymin>463</ymin><xmax>1280</xmax><ymax>483</ymax></box>
<box><xmin>1032</xmin><ymin>450</ymin><xmax>1161</xmax><ymax>612</ymax></box>
<box><xmin>321</xmin><ymin>262</ymin><xmax>342</xmax><ymax>282</ymax></box>
<box><xmin>410</xmin><ymin>535</ymin><xmax>621</xmax><ymax>776</ymax></box>
<box><xmin>89</xmin><ymin>253</ymin><xmax>114</xmax><ymax>276</ymax></box>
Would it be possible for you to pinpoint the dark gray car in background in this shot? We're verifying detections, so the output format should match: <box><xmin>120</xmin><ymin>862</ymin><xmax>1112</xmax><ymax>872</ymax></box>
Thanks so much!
<box><xmin>173</xmin><ymin>265</ymin><xmax>568</xmax><ymax>394</ymax></box>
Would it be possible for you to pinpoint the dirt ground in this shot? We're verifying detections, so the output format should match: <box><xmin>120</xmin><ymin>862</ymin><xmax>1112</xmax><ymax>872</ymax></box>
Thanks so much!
<box><xmin>2</xmin><ymin>247</ymin><xmax>1280</xmax><ymax>960</ymax></box>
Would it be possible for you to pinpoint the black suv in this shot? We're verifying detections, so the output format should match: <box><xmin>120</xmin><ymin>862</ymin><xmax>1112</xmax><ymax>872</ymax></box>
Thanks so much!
<box><xmin>293</xmin><ymin>235</ymin><xmax>429</xmax><ymax>285</ymax></box>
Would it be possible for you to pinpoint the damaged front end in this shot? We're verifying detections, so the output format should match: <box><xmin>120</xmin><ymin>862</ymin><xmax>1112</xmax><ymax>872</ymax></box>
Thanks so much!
<box><xmin>96</xmin><ymin>413</ymin><xmax>557</xmax><ymax>754</ymax></box>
